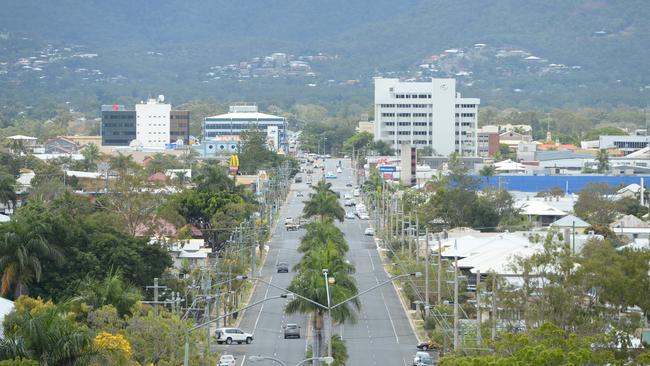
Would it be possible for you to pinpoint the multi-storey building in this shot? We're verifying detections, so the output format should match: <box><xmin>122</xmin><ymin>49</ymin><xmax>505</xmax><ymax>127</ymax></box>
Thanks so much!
<box><xmin>101</xmin><ymin>96</ymin><xmax>190</xmax><ymax>147</ymax></box>
<box><xmin>476</xmin><ymin>129</ymin><xmax>500</xmax><ymax>157</ymax></box>
<box><xmin>203</xmin><ymin>105</ymin><xmax>287</xmax><ymax>151</ymax></box>
<box><xmin>374</xmin><ymin>78</ymin><xmax>479</xmax><ymax>156</ymax></box>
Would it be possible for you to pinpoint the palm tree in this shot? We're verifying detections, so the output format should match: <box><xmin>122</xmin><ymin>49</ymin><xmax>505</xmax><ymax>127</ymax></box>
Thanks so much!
<box><xmin>299</xmin><ymin>221</ymin><xmax>348</xmax><ymax>255</ymax></box>
<box><xmin>0</xmin><ymin>300</ymin><xmax>92</xmax><ymax>365</ymax></box>
<box><xmin>328</xmin><ymin>335</ymin><xmax>348</xmax><ymax>366</ymax></box>
<box><xmin>0</xmin><ymin>222</ymin><xmax>61</xmax><ymax>298</ymax></box>
<box><xmin>303</xmin><ymin>190</ymin><xmax>345</xmax><ymax>223</ymax></box>
<box><xmin>479</xmin><ymin>164</ymin><xmax>496</xmax><ymax>188</ymax></box>
<box><xmin>286</xmin><ymin>249</ymin><xmax>359</xmax><ymax>361</ymax></box>
<box><xmin>0</xmin><ymin>170</ymin><xmax>17</xmax><ymax>211</ymax></box>
<box><xmin>73</xmin><ymin>269</ymin><xmax>142</xmax><ymax>317</ymax></box>
<box><xmin>596</xmin><ymin>149</ymin><xmax>609</xmax><ymax>174</ymax></box>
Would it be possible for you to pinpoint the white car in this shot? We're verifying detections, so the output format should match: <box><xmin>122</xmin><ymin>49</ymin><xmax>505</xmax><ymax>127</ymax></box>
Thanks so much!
<box><xmin>336</xmin><ymin>167</ymin><xmax>342</xmax><ymax>173</ymax></box>
<box><xmin>353</xmin><ymin>189</ymin><xmax>360</xmax><ymax>197</ymax></box>
<box><xmin>345</xmin><ymin>211</ymin><xmax>355</xmax><ymax>219</ymax></box>
<box><xmin>344</xmin><ymin>199</ymin><xmax>354</xmax><ymax>207</ymax></box>
<box><xmin>359</xmin><ymin>212</ymin><xmax>370</xmax><ymax>220</ymax></box>
<box><xmin>364</xmin><ymin>227</ymin><xmax>375</xmax><ymax>236</ymax></box>
<box><xmin>343</xmin><ymin>193</ymin><xmax>352</xmax><ymax>199</ymax></box>
<box><xmin>284</xmin><ymin>217</ymin><xmax>293</xmax><ymax>225</ymax></box>
<box><xmin>216</xmin><ymin>327</ymin><xmax>253</xmax><ymax>345</ymax></box>
<box><xmin>219</xmin><ymin>354</ymin><xmax>236</xmax><ymax>366</ymax></box>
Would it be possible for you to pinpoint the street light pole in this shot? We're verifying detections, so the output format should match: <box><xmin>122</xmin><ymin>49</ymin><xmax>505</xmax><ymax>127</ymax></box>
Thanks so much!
<box><xmin>323</xmin><ymin>269</ymin><xmax>333</xmax><ymax>359</ymax></box>
<box><xmin>249</xmin><ymin>356</ymin><xmax>334</xmax><ymax>366</ymax></box>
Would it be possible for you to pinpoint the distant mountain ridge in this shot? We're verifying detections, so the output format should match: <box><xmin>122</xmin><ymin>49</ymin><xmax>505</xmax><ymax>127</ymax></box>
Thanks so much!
<box><xmin>0</xmin><ymin>0</ymin><xmax>648</xmax><ymax>109</ymax></box>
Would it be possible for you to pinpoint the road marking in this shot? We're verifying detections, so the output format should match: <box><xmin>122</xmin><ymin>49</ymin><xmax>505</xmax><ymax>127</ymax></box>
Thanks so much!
<box><xmin>376</xmin><ymin>274</ymin><xmax>399</xmax><ymax>344</ymax></box>
<box><xmin>402</xmin><ymin>358</ymin><xmax>408</xmax><ymax>366</ymax></box>
<box><xmin>367</xmin><ymin>250</ymin><xmax>375</xmax><ymax>271</ymax></box>
<box><xmin>252</xmin><ymin>275</ymin><xmax>273</xmax><ymax>336</ymax></box>
<box><xmin>240</xmin><ymin>355</ymin><xmax>247</xmax><ymax>366</ymax></box>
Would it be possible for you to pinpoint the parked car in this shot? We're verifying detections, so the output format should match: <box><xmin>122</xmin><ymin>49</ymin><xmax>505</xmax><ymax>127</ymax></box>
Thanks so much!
<box><xmin>216</xmin><ymin>327</ymin><xmax>253</xmax><ymax>345</ymax></box>
<box><xmin>346</xmin><ymin>181</ymin><xmax>353</xmax><ymax>187</ymax></box>
<box><xmin>345</xmin><ymin>211</ymin><xmax>356</xmax><ymax>219</ymax></box>
<box><xmin>297</xmin><ymin>191</ymin><xmax>304</xmax><ymax>197</ymax></box>
<box><xmin>218</xmin><ymin>354</ymin><xmax>236</xmax><ymax>366</ymax></box>
<box><xmin>343</xmin><ymin>193</ymin><xmax>352</xmax><ymax>199</ymax></box>
<box><xmin>283</xmin><ymin>323</ymin><xmax>301</xmax><ymax>339</ymax></box>
<box><xmin>413</xmin><ymin>351</ymin><xmax>434</xmax><ymax>366</ymax></box>
<box><xmin>417</xmin><ymin>340</ymin><xmax>441</xmax><ymax>351</ymax></box>
<box><xmin>353</xmin><ymin>189</ymin><xmax>360</xmax><ymax>197</ymax></box>
<box><xmin>325</xmin><ymin>172</ymin><xmax>337</xmax><ymax>179</ymax></box>
<box><xmin>359</xmin><ymin>213</ymin><xmax>370</xmax><ymax>220</ymax></box>
<box><xmin>364</xmin><ymin>227</ymin><xmax>375</xmax><ymax>236</ymax></box>
<box><xmin>294</xmin><ymin>176</ymin><xmax>303</xmax><ymax>183</ymax></box>
<box><xmin>276</xmin><ymin>262</ymin><xmax>289</xmax><ymax>273</ymax></box>
<box><xmin>344</xmin><ymin>199</ymin><xmax>354</xmax><ymax>207</ymax></box>
<box><xmin>336</xmin><ymin>167</ymin><xmax>342</xmax><ymax>173</ymax></box>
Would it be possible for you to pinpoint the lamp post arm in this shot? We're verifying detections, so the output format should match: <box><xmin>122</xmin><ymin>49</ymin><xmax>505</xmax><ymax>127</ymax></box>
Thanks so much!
<box><xmin>251</xmin><ymin>356</ymin><xmax>288</xmax><ymax>366</ymax></box>
<box><xmin>251</xmin><ymin>276</ymin><xmax>329</xmax><ymax>310</ymax></box>
<box><xmin>296</xmin><ymin>358</ymin><xmax>332</xmax><ymax>366</ymax></box>
<box><xmin>330</xmin><ymin>273</ymin><xmax>413</xmax><ymax>310</ymax></box>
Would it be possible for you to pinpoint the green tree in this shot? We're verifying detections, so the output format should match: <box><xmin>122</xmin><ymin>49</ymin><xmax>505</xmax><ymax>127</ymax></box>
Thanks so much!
<box><xmin>0</xmin><ymin>296</ymin><xmax>93</xmax><ymax>365</ymax></box>
<box><xmin>303</xmin><ymin>185</ymin><xmax>345</xmax><ymax>223</ymax></box>
<box><xmin>73</xmin><ymin>269</ymin><xmax>142</xmax><ymax>317</ymax></box>
<box><xmin>0</xmin><ymin>221</ymin><xmax>61</xmax><ymax>298</ymax></box>
<box><xmin>371</xmin><ymin>140</ymin><xmax>394</xmax><ymax>156</ymax></box>
<box><xmin>238</xmin><ymin>129</ymin><xmax>278</xmax><ymax>174</ymax></box>
<box><xmin>342</xmin><ymin>132</ymin><xmax>373</xmax><ymax>155</ymax></box>
<box><xmin>596</xmin><ymin>149</ymin><xmax>609</xmax><ymax>174</ymax></box>
<box><xmin>478</xmin><ymin>164</ymin><xmax>496</xmax><ymax>187</ymax></box>
<box><xmin>0</xmin><ymin>170</ymin><xmax>17</xmax><ymax>211</ymax></box>
<box><xmin>80</xmin><ymin>143</ymin><xmax>101</xmax><ymax>171</ymax></box>
<box><xmin>573</xmin><ymin>183</ymin><xmax>617</xmax><ymax>226</ymax></box>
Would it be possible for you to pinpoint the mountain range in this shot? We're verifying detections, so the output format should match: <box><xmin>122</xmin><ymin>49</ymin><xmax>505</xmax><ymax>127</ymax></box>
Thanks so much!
<box><xmin>1</xmin><ymin>0</ymin><xmax>649</xmax><ymax>111</ymax></box>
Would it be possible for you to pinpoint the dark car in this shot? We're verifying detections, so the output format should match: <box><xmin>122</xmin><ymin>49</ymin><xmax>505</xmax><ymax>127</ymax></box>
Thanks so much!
<box><xmin>416</xmin><ymin>340</ymin><xmax>440</xmax><ymax>351</ymax></box>
<box><xmin>283</xmin><ymin>323</ymin><xmax>301</xmax><ymax>339</ymax></box>
<box><xmin>276</xmin><ymin>262</ymin><xmax>289</xmax><ymax>273</ymax></box>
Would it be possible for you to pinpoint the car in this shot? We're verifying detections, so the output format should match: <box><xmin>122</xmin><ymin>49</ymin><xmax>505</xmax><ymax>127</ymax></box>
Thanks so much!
<box><xmin>353</xmin><ymin>189</ymin><xmax>360</xmax><ymax>197</ymax></box>
<box><xmin>336</xmin><ymin>167</ymin><xmax>342</xmax><ymax>173</ymax></box>
<box><xmin>359</xmin><ymin>213</ymin><xmax>370</xmax><ymax>220</ymax></box>
<box><xmin>276</xmin><ymin>262</ymin><xmax>289</xmax><ymax>273</ymax></box>
<box><xmin>343</xmin><ymin>193</ymin><xmax>352</xmax><ymax>199</ymax></box>
<box><xmin>216</xmin><ymin>327</ymin><xmax>253</xmax><ymax>345</ymax></box>
<box><xmin>294</xmin><ymin>176</ymin><xmax>303</xmax><ymax>183</ymax></box>
<box><xmin>325</xmin><ymin>172</ymin><xmax>337</xmax><ymax>179</ymax></box>
<box><xmin>297</xmin><ymin>191</ymin><xmax>304</xmax><ymax>197</ymax></box>
<box><xmin>413</xmin><ymin>351</ymin><xmax>434</xmax><ymax>366</ymax></box>
<box><xmin>284</xmin><ymin>217</ymin><xmax>293</xmax><ymax>225</ymax></box>
<box><xmin>218</xmin><ymin>354</ymin><xmax>236</xmax><ymax>366</ymax></box>
<box><xmin>416</xmin><ymin>340</ymin><xmax>440</xmax><ymax>351</ymax></box>
<box><xmin>344</xmin><ymin>199</ymin><xmax>354</xmax><ymax>207</ymax></box>
<box><xmin>345</xmin><ymin>182</ymin><xmax>353</xmax><ymax>187</ymax></box>
<box><xmin>345</xmin><ymin>211</ymin><xmax>355</xmax><ymax>219</ymax></box>
<box><xmin>283</xmin><ymin>323</ymin><xmax>301</xmax><ymax>339</ymax></box>
<box><xmin>364</xmin><ymin>227</ymin><xmax>375</xmax><ymax>236</ymax></box>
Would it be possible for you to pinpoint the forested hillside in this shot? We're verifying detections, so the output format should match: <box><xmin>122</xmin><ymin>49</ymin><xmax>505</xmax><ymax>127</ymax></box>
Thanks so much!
<box><xmin>1</xmin><ymin>0</ymin><xmax>649</xmax><ymax>111</ymax></box>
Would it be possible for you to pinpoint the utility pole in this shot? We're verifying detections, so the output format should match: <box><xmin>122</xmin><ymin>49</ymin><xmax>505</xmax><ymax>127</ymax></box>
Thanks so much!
<box><xmin>145</xmin><ymin>278</ymin><xmax>167</xmax><ymax>316</ymax></box>
<box><xmin>453</xmin><ymin>254</ymin><xmax>459</xmax><ymax>352</ymax></box>
<box><xmin>415</xmin><ymin>213</ymin><xmax>420</xmax><ymax>266</ymax></box>
<box><xmin>425</xmin><ymin>228</ymin><xmax>429</xmax><ymax>317</ymax></box>
<box><xmin>476</xmin><ymin>270</ymin><xmax>482</xmax><ymax>348</ymax></box>
<box><xmin>437</xmin><ymin>236</ymin><xmax>442</xmax><ymax>305</ymax></box>
<box><xmin>491</xmin><ymin>275</ymin><xmax>497</xmax><ymax>341</ymax></box>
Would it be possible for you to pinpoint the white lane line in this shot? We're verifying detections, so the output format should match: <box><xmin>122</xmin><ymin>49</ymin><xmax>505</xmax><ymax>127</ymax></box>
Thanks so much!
<box><xmin>376</xmin><ymin>274</ymin><xmax>399</xmax><ymax>344</ymax></box>
<box><xmin>240</xmin><ymin>355</ymin><xmax>247</xmax><ymax>366</ymax></box>
<box><xmin>252</xmin><ymin>275</ymin><xmax>273</xmax><ymax>336</ymax></box>
<box><xmin>367</xmin><ymin>249</ymin><xmax>375</xmax><ymax>272</ymax></box>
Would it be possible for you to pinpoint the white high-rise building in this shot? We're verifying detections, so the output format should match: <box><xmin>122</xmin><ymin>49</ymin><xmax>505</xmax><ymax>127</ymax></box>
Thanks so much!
<box><xmin>374</xmin><ymin>78</ymin><xmax>479</xmax><ymax>156</ymax></box>
<box><xmin>135</xmin><ymin>97</ymin><xmax>172</xmax><ymax>148</ymax></box>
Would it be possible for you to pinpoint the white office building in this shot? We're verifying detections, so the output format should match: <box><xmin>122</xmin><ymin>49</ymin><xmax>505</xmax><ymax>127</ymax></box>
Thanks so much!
<box><xmin>374</xmin><ymin>78</ymin><xmax>479</xmax><ymax>156</ymax></box>
<box><xmin>204</xmin><ymin>105</ymin><xmax>287</xmax><ymax>151</ymax></box>
<box><xmin>599</xmin><ymin>135</ymin><xmax>649</xmax><ymax>155</ymax></box>
<box><xmin>135</xmin><ymin>98</ymin><xmax>172</xmax><ymax>148</ymax></box>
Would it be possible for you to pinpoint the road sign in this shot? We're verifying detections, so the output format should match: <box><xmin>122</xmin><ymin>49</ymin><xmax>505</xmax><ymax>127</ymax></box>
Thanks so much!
<box><xmin>379</xmin><ymin>165</ymin><xmax>397</xmax><ymax>173</ymax></box>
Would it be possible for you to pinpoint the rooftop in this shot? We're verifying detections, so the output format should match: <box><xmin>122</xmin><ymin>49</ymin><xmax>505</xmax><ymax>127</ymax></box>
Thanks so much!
<box><xmin>550</xmin><ymin>214</ymin><xmax>590</xmax><ymax>228</ymax></box>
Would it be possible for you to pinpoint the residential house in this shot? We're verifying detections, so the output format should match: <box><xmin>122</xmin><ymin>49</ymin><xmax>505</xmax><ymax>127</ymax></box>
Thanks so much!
<box><xmin>609</xmin><ymin>214</ymin><xmax>650</xmax><ymax>240</ymax></box>
<box><xmin>44</xmin><ymin>136</ymin><xmax>80</xmax><ymax>154</ymax></box>
<box><xmin>499</xmin><ymin>131</ymin><xmax>532</xmax><ymax>151</ymax></box>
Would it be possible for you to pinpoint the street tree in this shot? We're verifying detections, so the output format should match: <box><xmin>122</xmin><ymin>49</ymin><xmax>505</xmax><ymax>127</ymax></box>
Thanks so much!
<box><xmin>596</xmin><ymin>149</ymin><xmax>609</xmax><ymax>173</ymax></box>
<box><xmin>80</xmin><ymin>143</ymin><xmax>101</xmax><ymax>171</ymax></box>
<box><xmin>0</xmin><ymin>220</ymin><xmax>61</xmax><ymax>298</ymax></box>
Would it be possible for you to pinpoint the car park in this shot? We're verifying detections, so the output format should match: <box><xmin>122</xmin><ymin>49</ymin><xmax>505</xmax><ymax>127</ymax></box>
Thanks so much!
<box><xmin>276</xmin><ymin>262</ymin><xmax>289</xmax><ymax>273</ymax></box>
<box><xmin>364</xmin><ymin>227</ymin><xmax>375</xmax><ymax>236</ymax></box>
<box><xmin>218</xmin><ymin>354</ymin><xmax>236</xmax><ymax>366</ymax></box>
<box><xmin>283</xmin><ymin>323</ymin><xmax>301</xmax><ymax>339</ymax></box>
<box><xmin>216</xmin><ymin>327</ymin><xmax>253</xmax><ymax>345</ymax></box>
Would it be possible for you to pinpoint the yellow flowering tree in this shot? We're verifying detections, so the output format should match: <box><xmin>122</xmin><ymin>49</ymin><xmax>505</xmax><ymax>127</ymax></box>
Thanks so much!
<box><xmin>93</xmin><ymin>332</ymin><xmax>135</xmax><ymax>366</ymax></box>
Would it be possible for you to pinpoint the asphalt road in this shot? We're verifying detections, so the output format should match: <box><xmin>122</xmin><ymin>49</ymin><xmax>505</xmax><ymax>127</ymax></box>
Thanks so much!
<box><xmin>214</xmin><ymin>158</ymin><xmax>418</xmax><ymax>366</ymax></box>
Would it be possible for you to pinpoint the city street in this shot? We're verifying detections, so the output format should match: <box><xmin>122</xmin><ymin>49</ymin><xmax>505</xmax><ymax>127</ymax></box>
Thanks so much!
<box><xmin>214</xmin><ymin>158</ymin><xmax>418</xmax><ymax>366</ymax></box>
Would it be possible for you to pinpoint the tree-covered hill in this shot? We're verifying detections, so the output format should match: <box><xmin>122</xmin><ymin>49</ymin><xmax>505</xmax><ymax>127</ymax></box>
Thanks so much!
<box><xmin>1</xmin><ymin>0</ymin><xmax>648</xmax><ymax>110</ymax></box>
